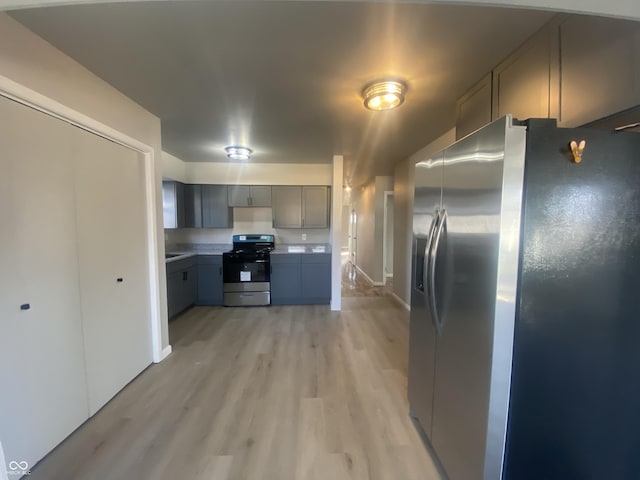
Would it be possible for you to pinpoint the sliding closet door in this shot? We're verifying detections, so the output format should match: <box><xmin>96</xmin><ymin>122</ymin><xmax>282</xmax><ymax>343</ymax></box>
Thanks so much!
<box><xmin>72</xmin><ymin>128</ymin><xmax>153</xmax><ymax>415</ymax></box>
<box><xmin>0</xmin><ymin>96</ymin><xmax>89</xmax><ymax>468</ymax></box>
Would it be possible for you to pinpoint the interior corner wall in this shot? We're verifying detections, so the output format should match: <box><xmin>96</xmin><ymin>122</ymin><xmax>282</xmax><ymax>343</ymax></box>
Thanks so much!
<box><xmin>353</xmin><ymin>180</ymin><xmax>376</xmax><ymax>283</ymax></box>
<box><xmin>0</xmin><ymin>13</ymin><xmax>169</xmax><ymax>348</ymax></box>
<box><xmin>161</xmin><ymin>151</ymin><xmax>188</xmax><ymax>183</ymax></box>
<box><xmin>354</xmin><ymin>176</ymin><xmax>392</xmax><ymax>285</ymax></box>
<box><xmin>374</xmin><ymin>176</ymin><xmax>393</xmax><ymax>282</ymax></box>
<box><xmin>393</xmin><ymin>128</ymin><xmax>457</xmax><ymax>306</ymax></box>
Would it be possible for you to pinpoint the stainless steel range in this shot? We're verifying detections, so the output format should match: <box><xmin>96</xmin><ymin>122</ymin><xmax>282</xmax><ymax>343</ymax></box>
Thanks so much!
<box><xmin>223</xmin><ymin>234</ymin><xmax>274</xmax><ymax>306</ymax></box>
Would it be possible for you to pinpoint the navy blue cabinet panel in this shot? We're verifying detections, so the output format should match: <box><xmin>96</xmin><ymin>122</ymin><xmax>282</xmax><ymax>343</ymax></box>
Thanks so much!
<box><xmin>271</xmin><ymin>260</ymin><xmax>302</xmax><ymax>305</ymax></box>
<box><xmin>196</xmin><ymin>256</ymin><xmax>223</xmax><ymax>306</ymax></box>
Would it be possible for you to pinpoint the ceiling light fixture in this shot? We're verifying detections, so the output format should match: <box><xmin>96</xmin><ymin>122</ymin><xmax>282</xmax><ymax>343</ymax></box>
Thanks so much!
<box><xmin>362</xmin><ymin>80</ymin><xmax>406</xmax><ymax>111</ymax></box>
<box><xmin>225</xmin><ymin>146</ymin><xmax>252</xmax><ymax>161</ymax></box>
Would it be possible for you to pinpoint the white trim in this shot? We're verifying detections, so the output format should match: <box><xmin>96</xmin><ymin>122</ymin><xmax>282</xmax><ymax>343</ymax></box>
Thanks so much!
<box><xmin>391</xmin><ymin>293</ymin><xmax>410</xmax><ymax>311</ymax></box>
<box><xmin>0</xmin><ymin>73</ymin><xmax>168</xmax><ymax>364</ymax></box>
<box><xmin>382</xmin><ymin>190</ymin><xmax>394</xmax><ymax>285</ymax></box>
<box><xmin>330</xmin><ymin>155</ymin><xmax>343</xmax><ymax>311</ymax></box>
<box><xmin>160</xmin><ymin>345</ymin><xmax>173</xmax><ymax>361</ymax></box>
<box><xmin>355</xmin><ymin>264</ymin><xmax>386</xmax><ymax>287</ymax></box>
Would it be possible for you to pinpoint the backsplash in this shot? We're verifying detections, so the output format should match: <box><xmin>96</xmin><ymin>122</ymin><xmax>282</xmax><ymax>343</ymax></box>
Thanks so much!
<box><xmin>164</xmin><ymin>207</ymin><xmax>331</xmax><ymax>246</ymax></box>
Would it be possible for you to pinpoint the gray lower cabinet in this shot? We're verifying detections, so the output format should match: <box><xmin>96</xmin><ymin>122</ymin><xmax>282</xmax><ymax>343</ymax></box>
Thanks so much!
<box><xmin>202</xmin><ymin>185</ymin><xmax>234</xmax><ymax>228</ymax></box>
<box><xmin>301</xmin><ymin>254</ymin><xmax>331</xmax><ymax>303</ymax></box>
<box><xmin>196</xmin><ymin>255</ymin><xmax>223</xmax><ymax>306</ymax></box>
<box><xmin>271</xmin><ymin>253</ymin><xmax>330</xmax><ymax>305</ymax></box>
<box><xmin>271</xmin><ymin>254</ymin><xmax>302</xmax><ymax>304</ymax></box>
<box><xmin>166</xmin><ymin>257</ymin><xmax>197</xmax><ymax>318</ymax></box>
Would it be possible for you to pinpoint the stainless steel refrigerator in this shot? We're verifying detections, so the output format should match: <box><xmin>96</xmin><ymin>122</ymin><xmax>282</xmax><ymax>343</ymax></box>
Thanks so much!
<box><xmin>408</xmin><ymin>115</ymin><xmax>640</xmax><ymax>480</ymax></box>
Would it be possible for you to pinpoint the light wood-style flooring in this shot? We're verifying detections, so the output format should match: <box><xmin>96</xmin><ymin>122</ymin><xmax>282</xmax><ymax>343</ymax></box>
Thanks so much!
<box><xmin>30</xmin><ymin>296</ymin><xmax>437</xmax><ymax>479</ymax></box>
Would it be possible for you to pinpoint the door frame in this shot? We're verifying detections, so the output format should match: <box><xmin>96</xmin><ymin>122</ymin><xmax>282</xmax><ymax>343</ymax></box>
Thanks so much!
<box><xmin>0</xmin><ymin>74</ymin><xmax>166</xmax><ymax>363</ymax></box>
<box><xmin>382</xmin><ymin>190</ymin><xmax>394</xmax><ymax>284</ymax></box>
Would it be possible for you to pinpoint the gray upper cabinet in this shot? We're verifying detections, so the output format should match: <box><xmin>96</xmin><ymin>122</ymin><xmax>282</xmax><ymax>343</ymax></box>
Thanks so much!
<box><xmin>272</xmin><ymin>186</ymin><xmax>302</xmax><ymax>228</ymax></box>
<box><xmin>201</xmin><ymin>185</ymin><xmax>234</xmax><ymax>228</ymax></box>
<box><xmin>558</xmin><ymin>16</ymin><xmax>640</xmax><ymax>127</ymax></box>
<box><xmin>228</xmin><ymin>185</ymin><xmax>272</xmax><ymax>207</ymax></box>
<box><xmin>302</xmin><ymin>186</ymin><xmax>329</xmax><ymax>228</ymax></box>
<box><xmin>272</xmin><ymin>186</ymin><xmax>330</xmax><ymax>229</ymax></box>
<box><xmin>162</xmin><ymin>181</ymin><xmax>185</xmax><ymax>229</ymax></box>
<box><xmin>183</xmin><ymin>184</ymin><xmax>202</xmax><ymax>228</ymax></box>
<box><xmin>456</xmin><ymin>73</ymin><xmax>493</xmax><ymax>140</ymax></box>
<box><xmin>249</xmin><ymin>186</ymin><xmax>272</xmax><ymax>206</ymax></box>
<box><xmin>492</xmin><ymin>20</ymin><xmax>560</xmax><ymax>123</ymax></box>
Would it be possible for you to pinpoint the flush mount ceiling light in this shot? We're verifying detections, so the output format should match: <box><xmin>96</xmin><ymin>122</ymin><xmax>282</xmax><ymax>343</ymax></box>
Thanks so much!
<box><xmin>362</xmin><ymin>80</ymin><xmax>406</xmax><ymax>111</ymax></box>
<box><xmin>225</xmin><ymin>146</ymin><xmax>252</xmax><ymax>161</ymax></box>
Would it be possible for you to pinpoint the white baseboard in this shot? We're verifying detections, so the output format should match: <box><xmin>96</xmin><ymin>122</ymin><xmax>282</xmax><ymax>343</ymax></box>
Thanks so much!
<box><xmin>355</xmin><ymin>264</ymin><xmax>386</xmax><ymax>286</ymax></box>
<box><xmin>391</xmin><ymin>293</ymin><xmax>410</xmax><ymax>311</ymax></box>
<box><xmin>158</xmin><ymin>345</ymin><xmax>172</xmax><ymax>362</ymax></box>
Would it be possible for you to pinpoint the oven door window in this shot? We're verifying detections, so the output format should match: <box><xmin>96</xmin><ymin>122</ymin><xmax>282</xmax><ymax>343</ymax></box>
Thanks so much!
<box><xmin>223</xmin><ymin>258</ymin><xmax>270</xmax><ymax>283</ymax></box>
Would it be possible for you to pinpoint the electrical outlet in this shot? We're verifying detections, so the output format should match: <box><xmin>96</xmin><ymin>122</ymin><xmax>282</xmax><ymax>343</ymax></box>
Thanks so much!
<box><xmin>301</xmin><ymin>233</ymin><xmax>307</xmax><ymax>241</ymax></box>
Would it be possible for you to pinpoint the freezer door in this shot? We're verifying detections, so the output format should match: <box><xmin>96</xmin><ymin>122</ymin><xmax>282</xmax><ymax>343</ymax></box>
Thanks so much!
<box><xmin>430</xmin><ymin>116</ymin><xmax>526</xmax><ymax>480</ymax></box>
<box><xmin>408</xmin><ymin>153</ymin><xmax>443</xmax><ymax>438</ymax></box>
<box><xmin>505</xmin><ymin>124</ymin><xmax>640</xmax><ymax>479</ymax></box>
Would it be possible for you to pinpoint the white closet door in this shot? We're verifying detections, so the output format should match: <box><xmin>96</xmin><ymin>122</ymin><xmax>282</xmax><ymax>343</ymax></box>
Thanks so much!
<box><xmin>0</xmin><ymin>96</ymin><xmax>89</xmax><ymax>468</ymax></box>
<box><xmin>72</xmin><ymin>128</ymin><xmax>153</xmax><ymax>415</ymax></box>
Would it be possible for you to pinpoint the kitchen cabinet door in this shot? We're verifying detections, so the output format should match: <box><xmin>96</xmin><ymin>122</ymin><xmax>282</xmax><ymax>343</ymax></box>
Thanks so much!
<box><xmin>456</xmin><ymin>73</ymin><xmax>493</xmax><ymax>140</ymax></box>
<box><xmin>202</xmin><ymin>185</ymin><xmax>234</xmax><ymax>228</ymax></box>
<box><xmin>162</xmin><ymin>181</ymin><xmax>185</xmax><ymax>229</ymax></box>
<box><xmin>73</xmin><ymin>126</ymin><xmax>153</xmax><ymax>416</ymax></box>
<box><xmin>272</xmin><ymin>186</ymin><xmax>302</xmax><ymax>228</ymax></box>
<box><xmin>300</xmin><ymin>254</ymin><xmax>331</xmax><ymax>304</ymax></box>
<box><xmin>228</xmin><ymin>185</ymin><xmax>252</xmax><ymax>207</ymax></box>
<box><xmin>183</xmin><ymin>184</ymin><xmax>203</xmax><ymax>228</ymax></box>
<box><xmin>302</xmin><ymin>186</ymin><xmax>329</xmax><ymax>228</ymax></box>
<box><xmin>270</xmin><ymin>255</ymin><xmax>302</xmax><ymax>304</ymax></box>
<box><xmin>196</xmin><ymin>256</ymin><xmax>223</xmax><ymax>306</ymax></box>
<box><xmin>0</xmin><ymin>96</ymin><xmax>90</xmax><ymax>470</ymax></box>
<box><xmin>559</xmin><ymin>15</ymin><xmax>640</xmax><ymax>126</ymax></box>
<box><xmin>491</xmin><ymin>23</ymin><xmax>559</xmax><ymax>123</ymax></box>
<box><xmin>249</xmin><ymin>186</ymin><xmax>272</xmax><ymax>207</ymax></box>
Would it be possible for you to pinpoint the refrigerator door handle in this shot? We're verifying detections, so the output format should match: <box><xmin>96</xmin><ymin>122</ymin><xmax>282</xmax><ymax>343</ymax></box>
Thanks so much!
<box><xmin>423</xmin><ymin>208</ymin><xmax>440</xmax><ymax>304</ymax></box>
<box><xmin>429</xmin><ymin>208</ymin><xmax>447</xmax><ymax>334</ymax></box>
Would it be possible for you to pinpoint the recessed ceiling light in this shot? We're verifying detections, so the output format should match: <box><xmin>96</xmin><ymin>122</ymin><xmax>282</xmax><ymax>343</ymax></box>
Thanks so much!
<box><xmin>362</xmin><ymin>80</ymin><xmax>406</xmax><ymax>111</ymax></box>
<box><xmin>225</xmin><ymin>146</ymin><xmax>252</xmax><ymax>161</ymax></box>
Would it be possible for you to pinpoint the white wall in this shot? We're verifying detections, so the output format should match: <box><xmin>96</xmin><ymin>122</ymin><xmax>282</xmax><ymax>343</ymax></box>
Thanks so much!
<box><xmin>0</xmin><ymin>13</ymin><xmax>169</xmax><ymax>349</ymax></box>
<box><xmin>186</xmin><ymin>162</ymin><xmax>331</xmax><ymax>185</ymax></box>
<box><xmin>165</xmin><ymin>208</ymin><xmax>330</xmax><ymax>246</ymax></box>
<box><xmin>161</xmin><ymin>151</ymin><xmax>188</xmax><ymax>183</ymax></box>
<box><xmin>393</xmin><ymin>128</ymin><xmax>457</xmax><ymax>306</ymax></box>
<box><xmin>353</xmin><ymin>175</ymin><xmax>393</xmax><ymax>285</ymax></box>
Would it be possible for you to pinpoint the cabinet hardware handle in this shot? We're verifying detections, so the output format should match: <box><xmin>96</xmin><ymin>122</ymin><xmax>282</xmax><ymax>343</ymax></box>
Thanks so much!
<box><xmin>116</xmin><ymin>278</ymin><xmax>123</xmax><ymax>283</ymax></box>
<box><xmin>20</xmin><ymin>303</ymin><xmax>30</xmax><ymax>311</ymax></box>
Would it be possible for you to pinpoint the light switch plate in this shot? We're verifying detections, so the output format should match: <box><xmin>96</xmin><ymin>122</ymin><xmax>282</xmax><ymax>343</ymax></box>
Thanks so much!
<box><xmin>301</xmin><ymin>233</ymin><xmax>307</xmax><ymax>241</ymax></box>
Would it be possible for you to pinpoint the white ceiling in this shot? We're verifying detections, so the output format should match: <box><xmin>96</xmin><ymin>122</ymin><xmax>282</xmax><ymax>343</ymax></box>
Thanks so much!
<box><xmin>10</xmin><ymin>1</ymin><xmax>555</xmax><ymax>186</ymax></box>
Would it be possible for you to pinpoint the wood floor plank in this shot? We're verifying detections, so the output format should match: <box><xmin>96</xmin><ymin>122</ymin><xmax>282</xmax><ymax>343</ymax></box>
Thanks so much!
<box><xmin>29</xmin><ymin>295</ymin><xmax>440</xmax><ymax>480</ymax></box>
